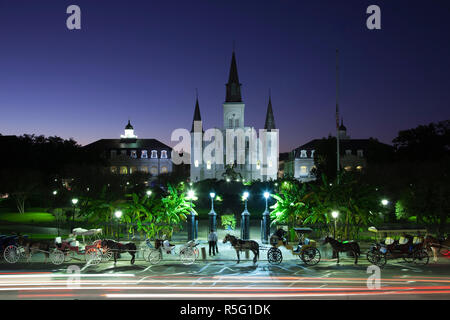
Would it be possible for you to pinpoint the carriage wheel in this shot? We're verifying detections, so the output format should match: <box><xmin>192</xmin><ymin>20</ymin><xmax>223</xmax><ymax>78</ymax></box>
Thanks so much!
<box><xmin>147</xmin><ymin>249</ymin><xmax>162</xmax><ymax>265</ymax></box>
<box><xmin>267</xmin><ymin>247</ymin><xmax>282</xmax><ymax>265</ymax></box>
<box><xmin>301</xmin><ymin>247</ymin><xmax>321</xmax><ymax>266</ymax></box>
<box><xmin>370</xmin><ymin>251</ymin><xmax>387</xmax><ymax>268</ymax></box>
<box><xmin>101</xmin><ymin>248</ymin><xmax>113</xmax><ymax>262</ymax></box>
<box><xmin>366</xmin><ymin>250</ymin><xmax>376</xmax><ymax>264</ymax></box>
<box><xmin>413</xmin><ymin>249</ymin><xmax>429</xmax><ymax>266</ymax></box>
<box><xmin>4</xmin><ymin>245</ymin><xmax>21</xmax><ymax>264</ymax></box>
<box><xmin>180</xmin><ymin>247</ymin><xmax>196</xmax><ymax>265</ymax></box>
<box><xmin>85</xmin><ymin>248</ymin><xmax>102</xmax><ymax>265</ymax></box>
<box><xmin>50</xmin><ymin>249</ymin><xmax>65</xmax><ymax>265</ymax></box>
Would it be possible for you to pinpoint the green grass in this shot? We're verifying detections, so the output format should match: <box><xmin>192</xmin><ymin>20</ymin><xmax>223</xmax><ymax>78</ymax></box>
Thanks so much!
<box><xmin>0</xmin><ymin>212</ymin><xmax>55</xmax><ymax>223</ymax></box>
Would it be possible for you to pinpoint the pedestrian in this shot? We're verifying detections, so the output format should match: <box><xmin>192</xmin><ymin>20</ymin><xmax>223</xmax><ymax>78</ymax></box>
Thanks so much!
<box><xmin>208</xmin><ymin>230</ymin><xmax>218</xmax><ymax>256</ymax></box>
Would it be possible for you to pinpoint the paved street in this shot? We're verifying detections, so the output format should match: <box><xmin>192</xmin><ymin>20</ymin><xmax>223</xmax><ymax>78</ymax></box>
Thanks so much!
<box><xmin>1</xmin><ymin>243</ymin><xmax>449</xmax><ymax>300</ymax></box>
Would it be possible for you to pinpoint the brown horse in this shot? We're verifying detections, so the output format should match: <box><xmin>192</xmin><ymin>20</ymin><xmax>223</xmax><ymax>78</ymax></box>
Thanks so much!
<box><xmin>424</xmin><ymin>235</ymin><xmax>450</xmax><ymax>262</ymax></box>
<box><xmin>223</xmin><ymin>234</ymin><xmax>259</xmax><ymax>264</ymax></box>
<box><xmin>17</xmin><ymin>236</ymin><xmax>53</xmax><ymax>262</ymax></box>
<box><xmin>324</xmin><ymin>236</ymin><xmax>361</xmax><ymax>264</ymax></box>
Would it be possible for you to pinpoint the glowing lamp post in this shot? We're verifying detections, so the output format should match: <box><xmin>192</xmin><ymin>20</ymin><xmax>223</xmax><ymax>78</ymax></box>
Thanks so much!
<box><xmin>71</xmin><ymin>198</ymin><xmax>78</xmax><ymax>231</ymax></box>
<box><xmin>381</xmin><ymin>199</ymin><xmax>389</xmax><ymax>206</ymax></box>
<box><xmin>261</xmin><ymin>192</ymin><xmax>271</xmax><ymax>244</ymax></box>
<box><xmin>241</xmin><ymin>191</ymin><xmax>250</xmax><ymax>240</ymax></box>
<box><xmin>187</xmin><ymin>190</ymin><xmax>197</xmax><ymax>241</ymax></box>
<box><xmin>146</xmin><ymin>190</ymin><xmax>152</xmax><ymax>197</ymax></box>
<box><xmin>331</xmin><ymin>211</ymin><xmax>339</xmax><ymax>239</ymax></box>
<box><xmin>114</xmin><ymin>210</ymin><xmax>123</xmax><ymax>241</ymax></box>
<box><xmin>209</xmin><ymin>192</ymin><xmax>217</xmax><ymax>232</ymax></box>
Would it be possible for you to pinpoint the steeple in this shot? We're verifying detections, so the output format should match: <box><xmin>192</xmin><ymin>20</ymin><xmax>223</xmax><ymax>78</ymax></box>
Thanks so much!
<box><xmin>264</xmin><ymin>91</ymin><xmax>276</xmax><ymax>130</ymax></box>
<box><xmin>339</xmin><ymin>117</ymin><xmax>346</xmax><ymax>131</ymax></box>
<box><xmin>121</xmin><ymin>120</ymin><xmax>137</xmax><ymax>139</ymax></box>
<box><xmin>191</xmin><ymin>93</ymin><xmax>202</xmax><ymax>132</ymax></box>
<box><xmin>225</xmin><ymin>51</ymin><xmax>242</xmax><ymax>102</ymax></box>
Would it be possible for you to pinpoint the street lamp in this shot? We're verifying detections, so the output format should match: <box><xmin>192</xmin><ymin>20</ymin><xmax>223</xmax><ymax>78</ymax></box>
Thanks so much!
<box><xmin>381</xmin><ymin>199</ymin><xmax>389</xmax><ymax>206</ymax></box>
<box><xmin>71</xmin><ymin>198</ymin><xmax>79</xmax><ymax>231</ymax></box>
<box><xmin>209</xmin><ymin>192</ymin><xmax>216</xmax><ymax>232</ymax></box>
<box><xmin>114</xmin><ymin>210</ymin><xmax>123</xmax><ymax>241</ymax></box>
<box><xmin>146</xmin><ymin>190</ymin><xmax>152</xmax><ymax>197</ymax></box>
<box><xmin>241</xmin><ymin>191</ymin><xmax>250</xmax><ymax>240</ymax></box>
<box><xmin>331</xmin><ymin>211</ymin><xmax>339</xmax><ymax>239</ymax></box>
<box><xmin>261</xmin><ymin>192</ymin><xmax>271</xmax><ymax>244</ymax></box>
<box><xmin>187</xmin><ymin>190</ymin><xmax>197</xmax><ymax>240</ymax></box>
<box><xmin>53</xmin><ymin>190</ymin><xmax>58</xmax><ymax>196</ymax></box>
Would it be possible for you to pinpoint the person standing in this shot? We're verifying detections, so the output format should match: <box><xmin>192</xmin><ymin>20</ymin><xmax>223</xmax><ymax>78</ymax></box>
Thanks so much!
<box><xmin>208</xmin><ymin>230</ymin><xmax>218</xmax><ymax>256</ymax></box>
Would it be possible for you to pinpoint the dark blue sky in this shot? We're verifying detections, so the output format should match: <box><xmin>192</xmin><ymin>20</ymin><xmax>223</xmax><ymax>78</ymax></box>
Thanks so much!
<box><xmin>0</xmin><ymin>0</ymin><xmax>449</xmax><ymax>152</ymax></box>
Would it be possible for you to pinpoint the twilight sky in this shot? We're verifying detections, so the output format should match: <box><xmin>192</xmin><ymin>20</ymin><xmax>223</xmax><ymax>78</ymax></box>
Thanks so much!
<box><xmin>0</xmin><ymin>0</ymin><xmax>449</xmax><ymax>152</ymax></box>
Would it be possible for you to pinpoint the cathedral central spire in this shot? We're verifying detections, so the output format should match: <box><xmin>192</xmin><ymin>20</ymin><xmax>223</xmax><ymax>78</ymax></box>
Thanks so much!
<box><xmin>225</xmin><ymin>51</ymin><xmax>242</xmax><ymax>102</ymax></box>
<box><xmin>191</xmin><ymin>95</ymin><xmax>202</xmax><ymax>132</ymax></box>
<box><xmin>264</xmin><ymin>92</ymin><xmax>276</xmax><ymax>131</ymax></box>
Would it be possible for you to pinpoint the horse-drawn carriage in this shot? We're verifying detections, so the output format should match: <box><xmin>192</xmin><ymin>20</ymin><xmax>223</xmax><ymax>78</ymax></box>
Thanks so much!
<box><xmin>142</xmin><ymin>238</ymin><xmax>199</xmax><ymax>265</ymax></box>
<box><xmin>366</xmin><ymin>226</ymin><xmax>429</xmax><ymax>267</ymax></box>
<box><xmin>266</xmin><ymin>228</ymin><xmax>321</xmax><ymax>266</ymax></box>
<box><xmin>52</xmin><ymin>228</ymin><xmax>106</xmax><ymax>265</ymax></box>
<box><xmin>2</xmin><ymin>228</ymin><xmax>108</xmax><ymax>265</ymax></box>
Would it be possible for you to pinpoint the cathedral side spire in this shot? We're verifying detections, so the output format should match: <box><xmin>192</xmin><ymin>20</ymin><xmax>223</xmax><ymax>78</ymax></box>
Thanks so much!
<box><xmin>225</xmin><ymin>50</ymin><xmax>242</xmax><ymax>102</ymax></box>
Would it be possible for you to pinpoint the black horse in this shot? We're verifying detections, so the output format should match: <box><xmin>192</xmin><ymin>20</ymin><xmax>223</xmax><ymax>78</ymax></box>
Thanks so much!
<box><xmin>223</xmin><ymin>234</ymin><xmax>259</xmax><ymax>264</ymax></box>
<box><xmin>101</xmin><ymin>239</ymin><xmax>136</xmax><ymax>264</ymax></box>
<box><xmin>323</xmin><ymin>236</ymin><xmax>361</xmax><ymax>264</ymax></box>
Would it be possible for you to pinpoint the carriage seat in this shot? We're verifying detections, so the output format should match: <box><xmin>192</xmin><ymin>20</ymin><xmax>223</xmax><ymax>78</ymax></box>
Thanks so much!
<box><xmin>413</xmin><ymin>237</ymin><xmax>423</xmax><ymax>245</ymax></box>
<box><xmin>70</xmin><ymin>240</ymin><xmax>80</xmax><ymax>247</ymax></box>
<box><xmin>385</xmin><ymin>237</ymin><xmax>395</xmax><ymax>245</ymax></box>
<box><xmin>399</xmin><ymin>237</ymin><xmax>409</xmax><ymax>245</ymax></box>
<box><xmin>163</xmin><ymin>240</ymin><xmax>176</xmax><ymax>254</ymax></box>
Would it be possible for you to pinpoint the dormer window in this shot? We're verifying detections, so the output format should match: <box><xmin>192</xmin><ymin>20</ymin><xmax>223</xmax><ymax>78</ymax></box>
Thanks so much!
<box><xmin>141</xmin><ymin>150</ymin><xmax>148</xmax><ymax>159</ymax></box>
<box><xmin>345</xmin><ymin>149</ymin><xmax>352</xmax><ymax>156</ymax></box>
<box><xmin>131</xmin><ymin>150</ymin><xmax>137</xmax><ymax>158</ymax></box>
<box><xmin>161</xmin><ymin>150</ymin><xmax>168</xmax><ymax>159</ymax></box>
<box><xmin>300</xmin><ymin>150</ymin><xmax>307</xmax><ymax>158</ymax></box>
<box><xmin>151</xmin><ymin>150</ymin><xmax>158</xmax><ymax>158</ymax></box>
<box><xmin>357</xmin><ymin>150</ymin><xmax>364</xmax><ymax>157</ymax></box>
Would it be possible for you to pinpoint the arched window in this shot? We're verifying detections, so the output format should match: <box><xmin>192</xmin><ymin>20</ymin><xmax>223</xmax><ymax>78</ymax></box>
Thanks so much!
<box><xmin>151</xmin><ymin>150</ymin><xmax>158</xmax><ymax>158</ymax></box>
<box><xmin>150</xmin><ymin>166</ymin><xmax>158</xmax><ymax>175</ymax></box>
<box><xmin>141</xmin><ymin>166</ymin><xmax>149</xmax><ymax>173</ymax></box>
<box><xmin>120</xmin><ymin>166</ymin><xmax>128</xmax><ymax>174</ymax></box>
<box><xmin>110</xmin><ymin>166</ymin><xmax>117</xmax><ymax>174</ymax></box>
<box><xmin>161</xmin><ymin>150</ymin><xmax>168</xmax><ymax>159</ymax></box>
<box><xmin>161</xmin><ymin>166</ymin><xmax>168</xmax><ymax>174</ymax></box>
<box><xmin>141</xmin><ymin>150</ymin><xmax>148</xmax><ymax>158</ymax></box>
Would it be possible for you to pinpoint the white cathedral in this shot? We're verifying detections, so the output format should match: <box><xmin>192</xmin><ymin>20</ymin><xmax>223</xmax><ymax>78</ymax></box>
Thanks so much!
<box><xmin>189</xmin><ymin>51</ymin><xmax>279</xmax><ymax>182</ymax></box>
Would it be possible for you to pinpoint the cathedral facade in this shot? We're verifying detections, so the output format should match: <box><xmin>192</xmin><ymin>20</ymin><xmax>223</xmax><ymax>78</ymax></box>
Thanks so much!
<box><xmin>189</xmin><ymin>51</ymin><xmax>279</xmax><ymax>182</ymax></box>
